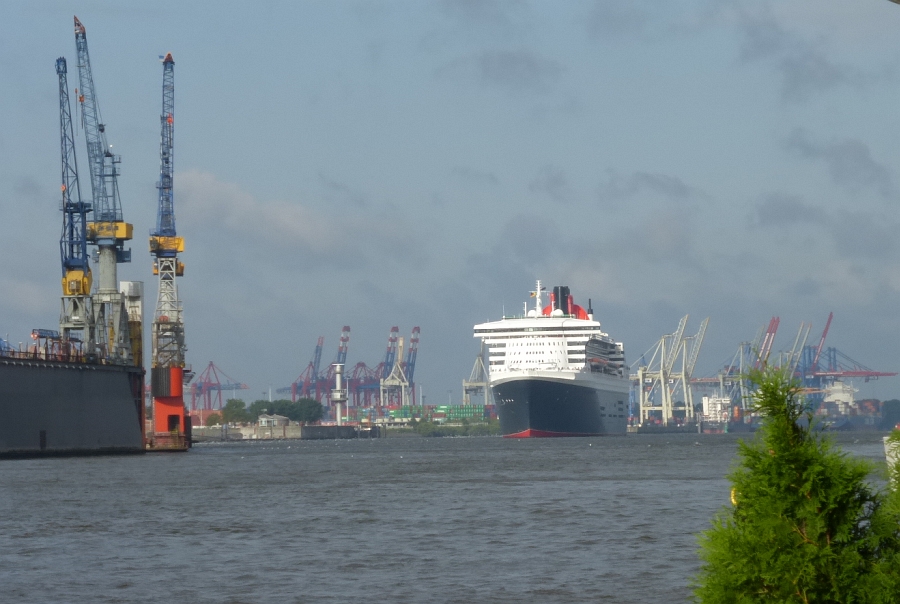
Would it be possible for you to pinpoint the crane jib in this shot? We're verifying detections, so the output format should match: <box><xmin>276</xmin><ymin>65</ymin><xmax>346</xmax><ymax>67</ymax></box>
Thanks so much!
<box><xmin>73</xmin><ymin>15</ymin><xmax>131</xmax><ymax>248</ymax></box>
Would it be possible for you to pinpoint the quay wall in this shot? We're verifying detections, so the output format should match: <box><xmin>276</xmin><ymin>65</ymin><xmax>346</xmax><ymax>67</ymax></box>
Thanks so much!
<box><xmin>192</xmin><ymin>424</ymin><xmax>379</xmax><ymax>441</ymax></box>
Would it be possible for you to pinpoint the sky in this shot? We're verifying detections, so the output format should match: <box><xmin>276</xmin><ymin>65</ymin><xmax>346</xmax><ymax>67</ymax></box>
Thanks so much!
<box><xmin>3</xmin><ymin>0</ymin><xmax>900</xmax><ymax>404</ymax></box>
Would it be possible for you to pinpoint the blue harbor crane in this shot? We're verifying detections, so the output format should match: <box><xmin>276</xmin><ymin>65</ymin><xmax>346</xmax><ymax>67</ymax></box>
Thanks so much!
<box><xmin>149</xmin><ymin>52</ymin><xmax>190</xmax><ymax>450</ymax></box>
<box><xmin>56</xmin><ymin>56</ymin><xmax>94</xmax><ymax>350</ymax></box>
<box><xmin>324</xmin><ymin>326</ymin><xmax>352</xmax><ymax>385</ymax></box>
<box><xmin>73</xmin><ymin>16</ymin><xmax>133</xmax><ymax>362</ymax></box>
<box><xmin>382</xmin><ymin>326</ymin><xmax>399</xmax><ymax>380</ymax></box>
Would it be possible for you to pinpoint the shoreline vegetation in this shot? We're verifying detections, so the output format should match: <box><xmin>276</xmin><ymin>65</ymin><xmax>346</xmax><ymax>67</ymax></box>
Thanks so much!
<box><xmin>694</xmin><ymin>367</ymin><xmax>900</xmax><ymax>602</ymax></box>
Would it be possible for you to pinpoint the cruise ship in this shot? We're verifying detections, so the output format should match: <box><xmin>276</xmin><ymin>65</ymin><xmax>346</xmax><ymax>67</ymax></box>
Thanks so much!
<box><xmin>474</xmin><ymin>281</ymin><xmax>628</xmax><ymax>437</ymax></box>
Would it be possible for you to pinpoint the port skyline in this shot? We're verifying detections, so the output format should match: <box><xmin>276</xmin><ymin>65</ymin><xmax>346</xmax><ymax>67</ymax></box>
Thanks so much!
<box><xmin>2</xmin><ymin>3</ymin><xmax>900</xmax><ymax>404</ymax></box>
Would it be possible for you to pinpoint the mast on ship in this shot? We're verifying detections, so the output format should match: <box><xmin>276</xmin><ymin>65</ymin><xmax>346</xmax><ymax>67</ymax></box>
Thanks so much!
<box><xmin>531</xmin><ymin>280</ymin><xmax>545</xmax><ymax>315</ymax></box>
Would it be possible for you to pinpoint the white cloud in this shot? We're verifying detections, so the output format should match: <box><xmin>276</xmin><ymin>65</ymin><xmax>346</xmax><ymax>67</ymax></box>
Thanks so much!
<box><xmin>434</xmin><ymin>49</ymin><xmax>563</xmax><ymax>93</ymax></box>
<box><xmin>176</xmin><ymin>169</ymin><xmax>416</xmax><ymax>267</ymax></box>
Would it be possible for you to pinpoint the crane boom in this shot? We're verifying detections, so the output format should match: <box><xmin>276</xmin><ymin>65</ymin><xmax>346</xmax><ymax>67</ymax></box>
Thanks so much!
<box><xmin>382</xmin><ymin>326</ymin><xmax>399</xmax><ymax>379</ymax></box>
<box><xmin>153</xmin><ymin>53</ymin><xmax>177</xmax><ymax>242</ymax></box>
<box><xmin>684</xmin><ymin>317</ymin><xmax>709</xmax><ymax>377</ymax></box>
<box><xmin>74</xmin><ymin>16</ymin><xmax>131</xmax><ymax>247</ymax></box>
<box><xmin>405</xmin><ymin>326</ymin><xmax>420</xmax><ymax>382</ymax></box>
<box><xmin>663</xmin><ymin>315</ymin><xmax>688</xmax><ymax>373</ymax></box>
<box><xmin>335</xmin><ymin>326</ymin><xmax>350</xmax><ymax>366</ymax></box>
<box><xmin>756</xmin><ymin>316</ymin><xmax>780</xmax><ymax>367</ymax></box>
<box><xmin>811</xmin><ymin>312</ymin><xmax>833</xmax><ymax>370</ymax></box>
<box><xmin>313</xmin><ymin>336</ymin><xmax>324</xmax><ymax>379</ymax></box>
<box><xmin>785</xmin><ymin>322</ymin><xmax>811</xmax><ymax>376</ymax></box>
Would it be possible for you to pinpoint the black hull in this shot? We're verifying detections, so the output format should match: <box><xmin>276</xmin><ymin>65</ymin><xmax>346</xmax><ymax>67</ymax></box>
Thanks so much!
<box><xmin>492</xmin><ymin>377</ymin><xmax>627</xmax><ymax>437</ymax></box>
<box><xmin>0</xmin><ymin>357</ymin><xmax>145</xmax><ymax>458</ymax></box>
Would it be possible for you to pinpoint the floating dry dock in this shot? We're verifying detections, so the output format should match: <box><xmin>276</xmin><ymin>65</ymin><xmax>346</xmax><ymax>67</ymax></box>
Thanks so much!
<box><xmin>0</xmin><ymin>354</ymin><xmax>144</xmax><ymax>458</ymax></box>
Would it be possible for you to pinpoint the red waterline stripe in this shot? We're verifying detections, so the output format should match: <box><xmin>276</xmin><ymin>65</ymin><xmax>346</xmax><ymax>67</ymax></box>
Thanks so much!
<box><xmin>504</xmin><ymin>428</ymin><xmax>599</xmax><ymax>438</ymax></box>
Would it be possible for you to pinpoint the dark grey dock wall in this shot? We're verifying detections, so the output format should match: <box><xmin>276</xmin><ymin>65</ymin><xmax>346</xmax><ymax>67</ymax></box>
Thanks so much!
<box><xmin>0</xmin><ymin>359</ymin><xmax>144</xmax><ymax>457</ymax></box>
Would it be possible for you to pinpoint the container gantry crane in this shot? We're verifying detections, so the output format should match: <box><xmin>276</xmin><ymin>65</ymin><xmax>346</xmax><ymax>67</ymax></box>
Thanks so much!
<box><xmin>795</xmin><ymin>313</ymin><xmax>897</xmax><ymax>405</ymax></box>
<box><xmin>148</xmin><ymin>52</ymin><xmax>190</xmax><ymax>447</ymax></box>
<box><xmin>278</xmin><ymin>336</ymin><xmax>324</xmax><ymax>401</ymax></box>
<box><xmin>280</xmin><ymin>327</ymin><xmax>351</xmax><ymax>404</ymax></box>
<box><xmin>73</xmin><ymin>16</ymin><xmax>134</xmax><ymax>363</ymax></box>
<box><xmin>56</xmin><ymin>56</ymin><xmax>94</xmax><ymax>352</ymax></box>
<box><xmin>634</xmin><ymin>315</ymin><xmax>688</xmax><ymax>426</ymax></box>
<box><xmin>190</xmin><ymin>362</ymin><xmax>249</xmax><ymax>411</ymax></box>
<box><xmin>381</xmin><ymin>335</ymin><xmax>410</xmax><ymax>408</ymax></box>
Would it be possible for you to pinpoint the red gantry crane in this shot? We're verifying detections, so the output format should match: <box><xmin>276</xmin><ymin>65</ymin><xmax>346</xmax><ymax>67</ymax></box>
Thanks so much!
<box><xmin>796</xmin><ymin>313</ymin><xmax>897</xmax><ymax>404</ymax></box>
<box><xmin>278</xmin><ymin>336</ymin><xmax>324</xmax><ymax>401</ymax></box>
<box><xmin>191</xmin><ymin>362</ymin><xmax>249</xmax><ymax>412</ymax></box>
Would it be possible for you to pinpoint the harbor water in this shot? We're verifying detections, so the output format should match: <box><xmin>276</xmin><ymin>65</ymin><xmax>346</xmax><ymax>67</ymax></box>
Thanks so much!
<box><xmin>0</xmin><ymin>432</ymin><xmax>889</xmax><ymax>603</ymax></box>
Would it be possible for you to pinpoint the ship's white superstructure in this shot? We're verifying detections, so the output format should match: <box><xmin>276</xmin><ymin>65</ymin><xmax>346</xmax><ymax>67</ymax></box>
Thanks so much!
<box><xmin>475</xmin><ymin>281</ymin><xmax>625</xmax><ymax>380</ymax></box>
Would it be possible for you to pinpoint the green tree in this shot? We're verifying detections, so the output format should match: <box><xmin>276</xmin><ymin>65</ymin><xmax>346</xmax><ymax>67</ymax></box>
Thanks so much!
<box><xmin>296</xmin><ymin>398</ymin><xmax>323</xmax><ymax>424</ymax></box>
<box><xmin>205</xmin><ymin>413</ymin><xmax>221</xmax><ymax>427</ymax></box>
<box><xmin>268</xmin><ymin>399</ymin><xmax>299</xmax><ymax>420</ymax></box>
<box><xmin>221</xmin><ymin>399</ymin><xmax>250</xmax><ymax>424</ymax></box>
<box><xmin>694</xmin><ymin>368</ymin><xmax>900</xmax><ymax>603</ymax></box>
<box><xmin>243</xmin><ymin>398</ymin><xmax>322</xmax><ymax>423</ymax></box>
<box><xmin>247</xmin><ymin>399</ymin><xmax>270</xmax><ymax>420</ymax></box>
